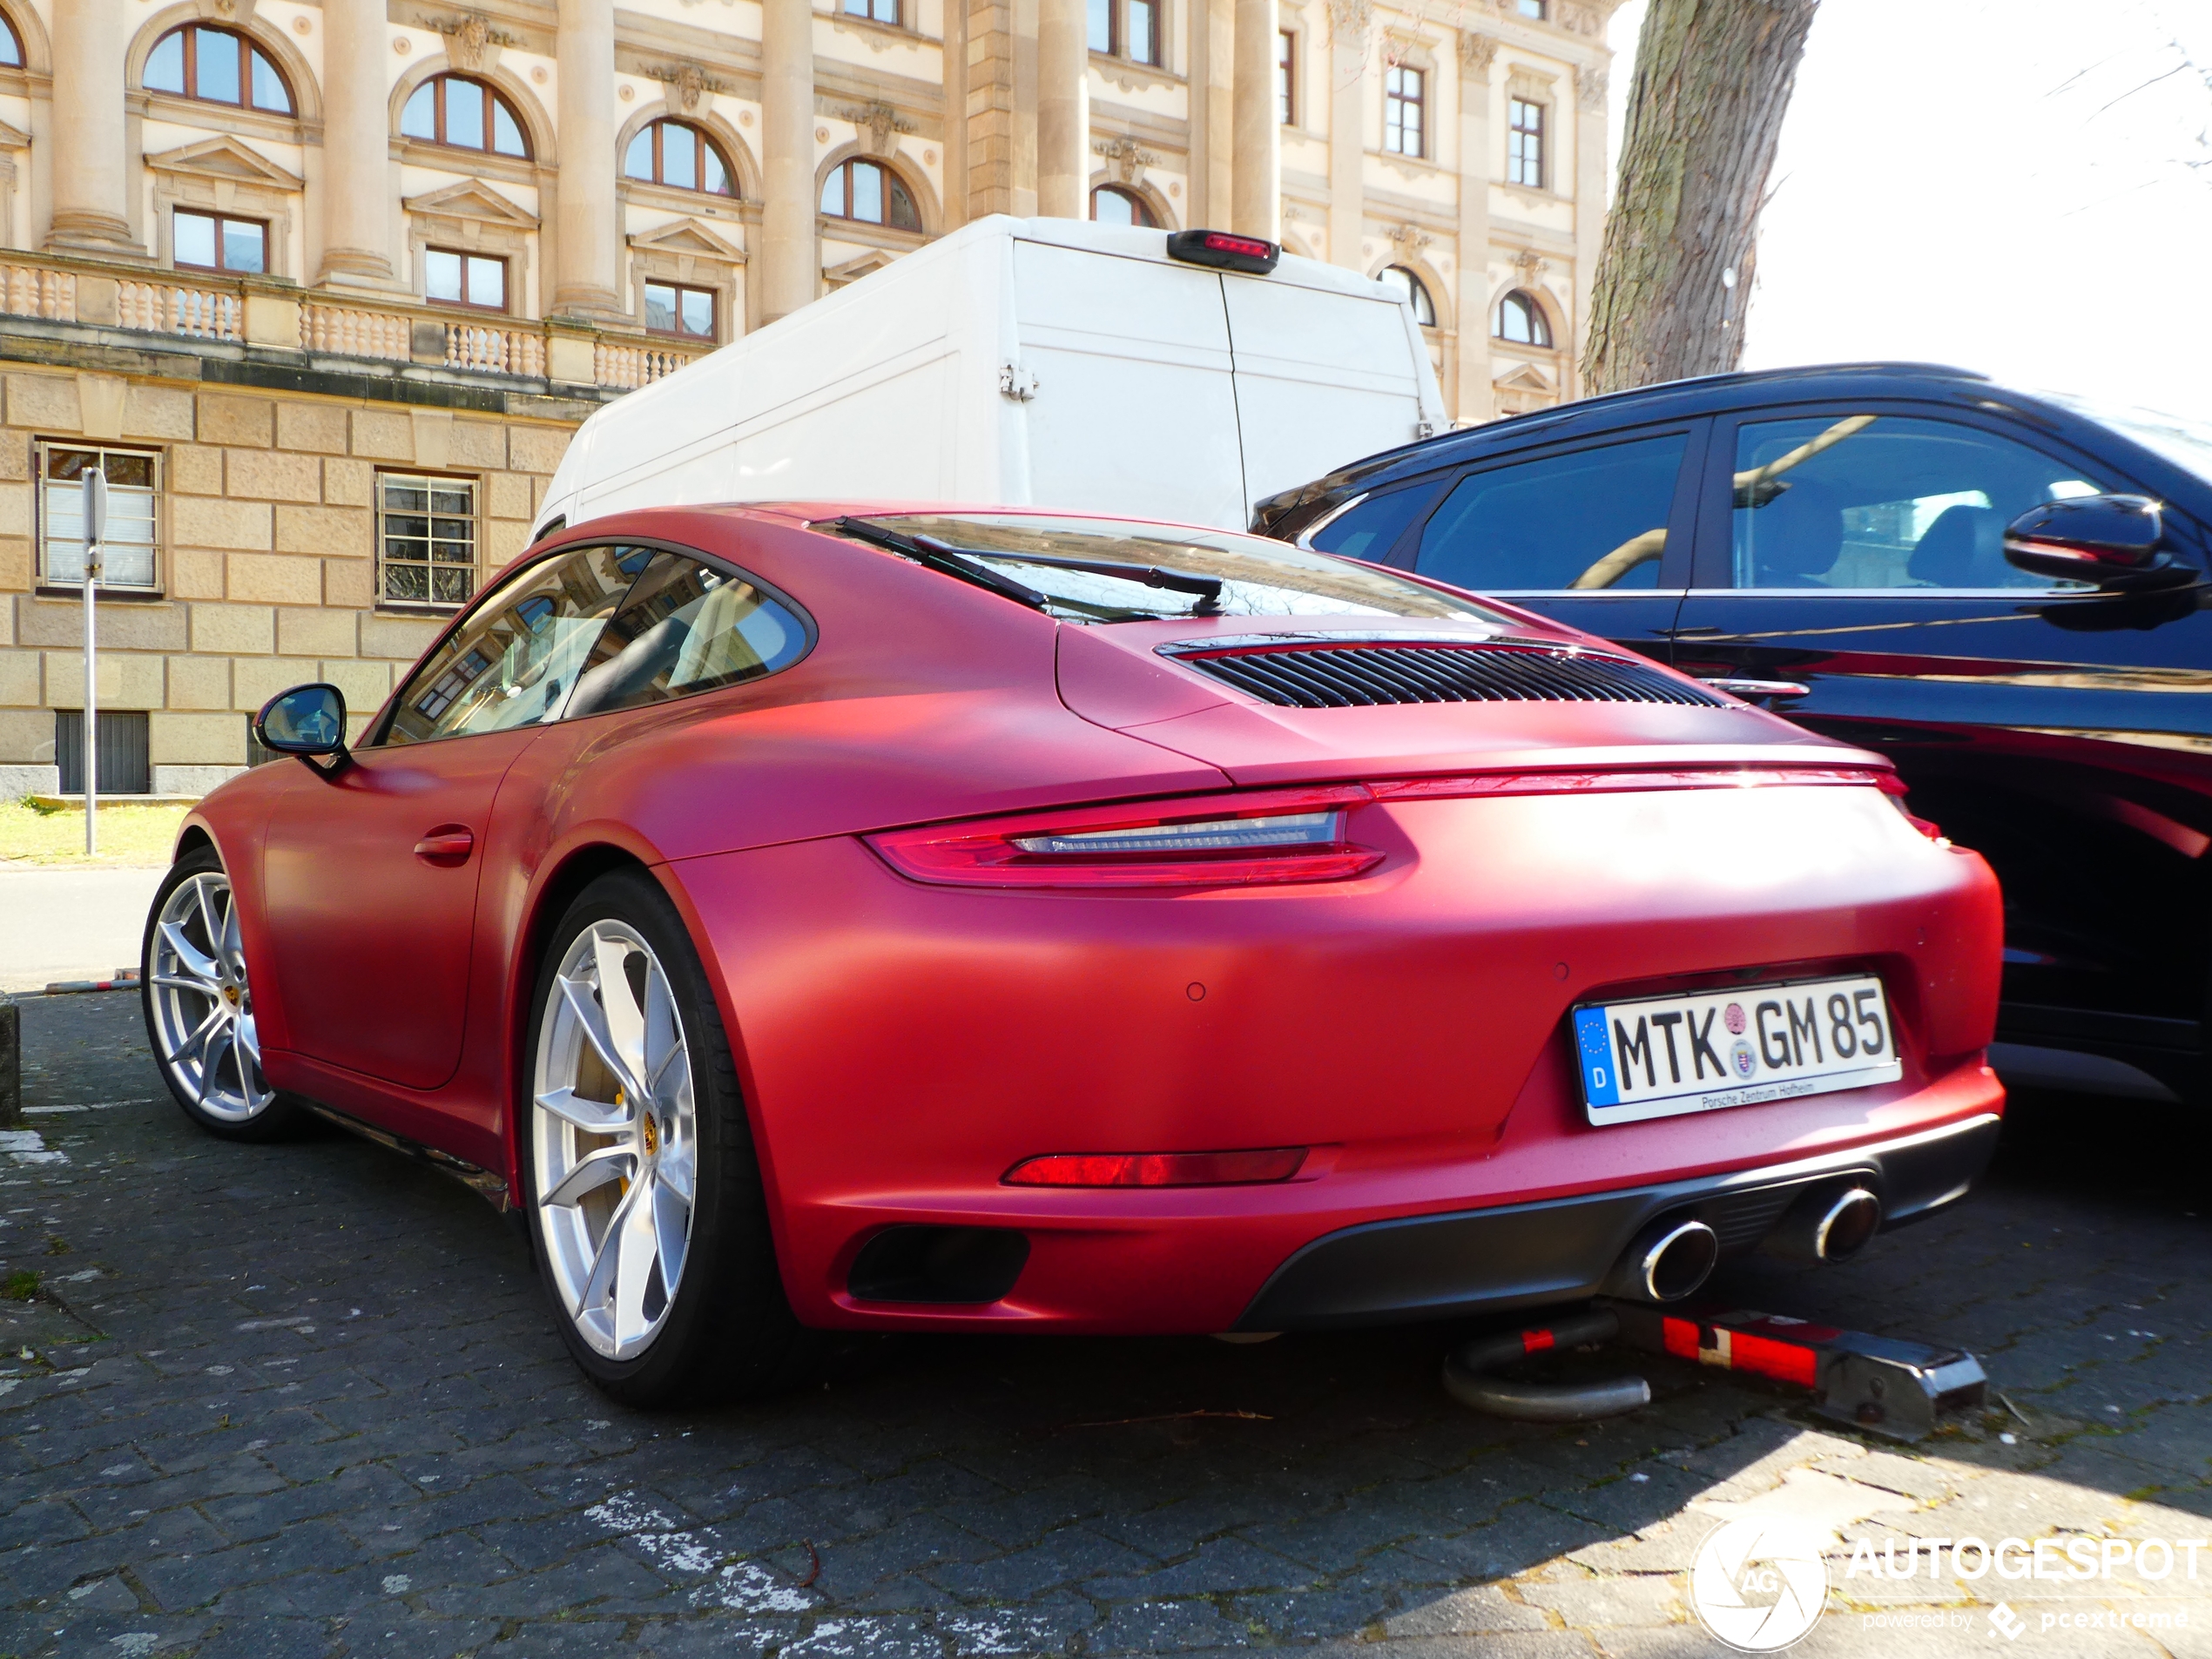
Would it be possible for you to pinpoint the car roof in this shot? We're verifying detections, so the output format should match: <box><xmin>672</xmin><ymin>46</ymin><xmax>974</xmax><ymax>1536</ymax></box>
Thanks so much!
<box><xmin>1312</xmin><ymin>362</ymin><xmax>2014</xmax><ymax>490</ymax></box>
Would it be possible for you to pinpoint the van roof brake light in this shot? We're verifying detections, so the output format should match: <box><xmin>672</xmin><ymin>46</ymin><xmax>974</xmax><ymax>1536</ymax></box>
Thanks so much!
<box><xmin>1166</xmin><ymin>229</ymin><xmax>1280</xmax><ymax>274</ymax></box>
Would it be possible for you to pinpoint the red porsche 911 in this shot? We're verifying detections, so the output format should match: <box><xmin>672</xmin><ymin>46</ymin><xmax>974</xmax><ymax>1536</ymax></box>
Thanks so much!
<box><xmin>142</xmin><ymin>506</ymin><xmax>2004</xmax><ymax>1405</ymax></box>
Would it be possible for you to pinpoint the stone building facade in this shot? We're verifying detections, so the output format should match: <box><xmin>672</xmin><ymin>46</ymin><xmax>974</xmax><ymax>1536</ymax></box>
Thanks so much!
<box><xmin>0</xmin><ymin>0</ymin><xmax>1615</xmax><ymax>797</ymax></box>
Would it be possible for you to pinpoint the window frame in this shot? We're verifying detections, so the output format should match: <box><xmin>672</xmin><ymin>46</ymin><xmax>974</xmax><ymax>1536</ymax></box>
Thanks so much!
<box><xmin>422</xmin><ymin>246</ymin><xmax>509</xmax><ymax>313</ymax></box>
<box><xmin>1516</xmin><ymin>0</ymin><xmax>1548</xmax><ymax>18</ymax></box>
<box><xmin>841</xmin><ymin>0</ymin><xmax>902</xmax><ymax>21</ymax></box>
<box><xmin>34</xmin><ymin>442</ymin><xmax>165</xmax><ymax>597</ymax></box>
<box><xmin>142</xmin><ymin>23</ymin><xmax>295</xmax><ymax>115</ymax></box>
<box><xmin>371</xmin><ymin>536</ymin><xmax>819</xmax><ymax>745</ymax></box>
<box><xmin>399</xmin><ymin>72</ymin><xmax>532</xmax><ymax>159</ymax></box>
<box><xmin>1278</xmin><ymin>28</ymin><xmax>1296</xmax><ymax>125</ymax></box>
<box><xmin>1379</xmin><ymin>265</ymin><xmax>1437</xmax><ymax>327</ymax></box>
<box><xmin>1089</xmin><ymin>0</ymin><xmax>1162</xmax><ymax>66</ymax></box>
<box><xmin>1495</xmin><ymin>288</ymin><xmax>1553</xmax><ymax>347</ymax></box>
<box><xmin>1089</xmin><ymin>184</ymin><xmax>1158</xmax><ymax>228</ymax></box>
<box><xmin>1688</xmin><ymin>401</ymin><xmax>2141</xmax><ymax>595</ymax></box>
<box><xmin>1387</xmin><ymin>421</ymin><xmax>1710</xmax><ymax>595</ymax></box>
<box><xmin>642</xmin><ymin>278</ymin><xmax>719</xmax><ymax>341</ymax></box>
<box><xmin>171</xmin><ymin>209</ymin><xmax>269</xmax><ymax>275</ymax></box>
<box><xmin>375</xmin><ymin>469</ymin><xmax>482</xmax><ymax>612</ymax></box>
<box><xmin>819</xmin><ymin>158</ymin><xmax>924</xmax><ymax>231</ymax></box>
<box><xmin>1507</xmin><ymin>97</ymin><xmax>1546</xmax><ymax>188</ymax></box>
<box><xmin>623</xmin><ymin>118</ymin><xmax>738</xmax><ymax>197</ymax></box>
<box><xmin>1384</xmin><ymin>65</ymin><xmax>1426</xmax><ymax>158</ymax></box>
<box><xmin>0</xmin><ymin>10</ymin><xmax>24</xmax><ymax>67</ymax></box>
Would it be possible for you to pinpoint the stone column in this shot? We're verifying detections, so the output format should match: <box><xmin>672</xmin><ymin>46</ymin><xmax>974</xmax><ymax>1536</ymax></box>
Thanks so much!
<box><xmin>319</xmin><ymin>0</ymin><xmax>394</xmax><ymax>280</ymax></box>
<box><xmin>1036</xmin><ymin>0</ymin><xmax>1088</xmax><ymax>218</ymax></box>
<box><xmin>554</xmin><ymin>0</ymin><xmax>621</xmax><ymax>313</ymax></box>
<box><xmin>46</xmin><ymin>0</ymin><xmax>136</xmax><ymax>253</ymax></box>
<box><xmin>1324</xmin><ymin>0</ymin><xmax>1366</xmax><ymax>267</ymax></box>
<box><xmin>1569</xmin><ymin>61</ymin><xmax>1609</xmax><ymax>396</ymax></box>
<box><xmin>1192</xmin><ymin>0</ymin><xmax>1234</xmax><ymax>226</ymax></box>
<box><xmin>759</xmin><ymin>0</ymin><xmax>818</xmax><ymax>322</ymax></box>
<box><xmin>1230</xmin><ymin>0</ymin><xmax>1278</xmax><ymax>238</ymax></box>
<box><xmin>1453</xmin><ymin>31</ymin><xmax>1496</xmax><ymax>423</ymax></box>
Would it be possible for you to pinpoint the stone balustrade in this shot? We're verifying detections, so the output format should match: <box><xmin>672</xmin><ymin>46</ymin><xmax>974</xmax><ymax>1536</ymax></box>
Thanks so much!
<box><xmin>0</xmin><ymin>254</ymin><xmax>712</xmax><ymax>392</ymax></box>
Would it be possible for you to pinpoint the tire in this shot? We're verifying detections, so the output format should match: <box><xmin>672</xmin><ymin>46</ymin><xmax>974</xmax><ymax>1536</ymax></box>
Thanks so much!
<box><xmin>522</xmin><ymin>867</ymin><xmax>809</xmax><ymax>1407</ymax></box>
<box><xmin>141</xmin><ymin>844</ymin><xmax>307</xmax><ymax>1142</ymax></box>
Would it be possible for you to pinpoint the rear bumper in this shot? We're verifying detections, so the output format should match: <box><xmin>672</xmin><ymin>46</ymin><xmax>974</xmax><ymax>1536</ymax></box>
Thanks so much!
<box><xmin>1234</xmin><ymin>1111</ymin><xmax>2001</xmax><ymax>1332</ymax></box>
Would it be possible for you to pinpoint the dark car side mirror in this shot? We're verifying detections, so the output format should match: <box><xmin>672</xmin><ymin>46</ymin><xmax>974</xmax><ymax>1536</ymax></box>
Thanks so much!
<box><xmin>255</xmin><ymin>683</ymin><xmax>350</xmax><ymax>772</ymax></box>
<box><xmin>2004</xmin><ymin>494</ymin><xmax>2193</xmax><ymax>591</ymax></box>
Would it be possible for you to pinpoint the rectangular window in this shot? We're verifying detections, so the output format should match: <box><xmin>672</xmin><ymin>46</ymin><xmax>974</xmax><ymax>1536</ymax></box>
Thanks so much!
<box><xmin>172</xmin><ymin>210</ymin><xmax>266</xmax><ymax>274</ymax></box>
<box><xmin>38</xmin><ymin>443</ymin><xmax>160</xmax><ymax>591</ymax></box>
<box><xmin>842</xmin><ymin>0</ymin><xmax>898</xmax><ymax>22</ymax></box>
<box><xmin>1278</xmin><ymin>29</ymin><xmax>1296</xmax><ymax>125</ymax></box>
<box><xmin>644</xmin><ymin>280</ymin><xmax>718</xmax><ymax>341</ymax></box>
<box><xmin>379</xmin><ymin>471</ymin><xmax>479</xmax><ymax>608</ymax></box>
<box><xmin>1088</xmin><ymin>0</ymin><xmax>1113</xmax><ymax>53</ymax></box>
<box><xmin>1126</xmin><ymin>0</ymin><xmax>1157</xmax><ymax>64</ymax></box>
<box><xmin>1517</xmin><ymin>0</ymin><xmax>1547</xmax><ymax>17</ymax></box>
<box><xmin>423</xmin><ymin>247</ymin><xmax>507</xmax><ymax>312</ymax></box>
<box><xmin>55</xmin><ymin>710</ymin><xmax>150</xmax><ymax>797</ymax></box>
<box><xmin>1508</xmin><ymin>98</ymin><xmax>1546</xmax><ymax>187</ymax></box>
<box><xmin>1385</xmin><ymin>66</ymin><xmax>1426</xmax><ymax>158</ymax></box>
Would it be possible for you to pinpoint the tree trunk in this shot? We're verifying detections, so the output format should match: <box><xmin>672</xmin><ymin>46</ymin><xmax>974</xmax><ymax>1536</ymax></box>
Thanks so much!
<box><xmin>1581</xmin><ymin>0</ymin><xmax>1818</xmax><ymax>395</ymax></box>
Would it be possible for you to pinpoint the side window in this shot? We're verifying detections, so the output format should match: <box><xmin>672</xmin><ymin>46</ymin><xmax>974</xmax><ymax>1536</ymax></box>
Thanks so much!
<box><xmin>381</xmin><ymin>545</ymin><xmax>649</xmax><ymax>745</ymax></box>
<box><xmin>1729</xmin><ymin>415</ymin><xmax>2109</xmax><ymax>590</ymax></box>
<box><xmin>564</xmin><ymin>553</ymin><xmax>812</xmax><ymax>720</ymax></box>
<box><xmin>1308</xmin><ymin>480</ymin><xmax>1445</xmax><ymax>563</ymax></box>
<box><xmin>1413</xmin><ymin>433</ymin><xmax>1689</xmax><ymax>593</ymax></box>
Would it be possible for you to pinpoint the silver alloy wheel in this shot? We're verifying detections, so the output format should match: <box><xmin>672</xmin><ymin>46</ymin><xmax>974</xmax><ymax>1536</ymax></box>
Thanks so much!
<box><xmin>148</xmin><ymin>869</ymin><xmax>275</xmax><ymax>1123</ymax></box>
<box><xmin>532</xmin><ymin>921</ymin><xmax>699</xmax><ymax>1361</ymax></box>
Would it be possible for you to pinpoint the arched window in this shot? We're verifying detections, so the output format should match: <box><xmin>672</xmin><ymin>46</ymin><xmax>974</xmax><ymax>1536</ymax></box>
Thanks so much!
<box><xmin>624</xmin><ymin>119</ymin><xmax>737</xmax><ymax>196</ymax></box>
<box><xmin>0</xmin><ymin>10</ymin><xmax>23</xmax><ymax>67</ymax></box>
<box><xmin>1379</xmin><ymin>265</ymin><xmax>1436</xmax><ymax>327</ymax></box>
<box><xmin>819</xmin><ymin>158</ymin><xmax>921</xmax><ymax>231</ymax></box>
<box><xmin>1496</xmin><ymin>288</ymin><xmax>1552</xmax><ymax>347</ymax></box>
<box><xmin>1089</xmin><ymin>185</ymin><xmax>1157</xmax><ymax>228</ymax></box>
<box><xmin>145</xmin><ymin>24</ymin><xmax>293</xmax><ymax>114</ymax></box>
<box><xmin>401</xmin><ymin>74</ymin><xmax>529</xmax><ymax>158</ymax></box>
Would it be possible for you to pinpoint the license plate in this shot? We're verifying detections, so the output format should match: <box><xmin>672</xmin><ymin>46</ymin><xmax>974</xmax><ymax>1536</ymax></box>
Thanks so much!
<box><xmin>1571</xmin><ymin>974</ymin><xmax>1902</xmax><ymax>1126</ymax></box>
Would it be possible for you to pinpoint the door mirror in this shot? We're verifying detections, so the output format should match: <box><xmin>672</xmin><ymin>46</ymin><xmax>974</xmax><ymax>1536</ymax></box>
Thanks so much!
<box><xmin>255</xmin><ymin>683</ymin><xmax>349</xmax><ymax>765</ymax></box>
<box><xmin>2005</xmin><ymin>494</ymin><xmax>2190</xmax><ymax>590</ymax></box>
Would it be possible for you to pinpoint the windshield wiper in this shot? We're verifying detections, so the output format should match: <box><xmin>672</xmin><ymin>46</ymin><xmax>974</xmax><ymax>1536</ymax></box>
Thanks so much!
<box><xmin>832</xmin><ymin>517</ymin><xmax>1050</xmax><ymax>611</ymax></box>
<box><xmin>986</xmin><ymin>550</ymin><xmax>1224</xmax><ymax>606</ymax></box>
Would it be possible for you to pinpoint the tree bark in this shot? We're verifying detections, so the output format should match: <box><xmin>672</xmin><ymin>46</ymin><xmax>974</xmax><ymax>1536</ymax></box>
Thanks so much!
<box><xmin>1580</xmin><ymin>0</ymin><xmax>1818</xmax><ymax>395</ymax></box>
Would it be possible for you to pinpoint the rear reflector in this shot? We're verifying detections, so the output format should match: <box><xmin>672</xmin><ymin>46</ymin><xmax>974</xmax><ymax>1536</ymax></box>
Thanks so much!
<box><xmin>1166</xmin><ymin>228</ymin><xmax>1281</xmax><ymax>274</ymax></box>
<box><xmin>1004</xmin><ymin>1147</ymin><xmax>1308</xmax><ymax>1187</ymax></box>
<box><xmin>867</xmin><ymin>785</ymin><xmax>1382</xmax><ymax>889</ymax></box>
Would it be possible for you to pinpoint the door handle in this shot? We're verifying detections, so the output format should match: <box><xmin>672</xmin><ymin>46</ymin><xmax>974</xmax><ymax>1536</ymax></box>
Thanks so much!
<box><xmin>1698</xmin><ymin>676</ymin><xmax>1811</xmax><ymax>704</ymax></box>
<box><xmin>413</xmin><ymin>826</ymin><xmax>475</xmax><ymax>865</ymax></box>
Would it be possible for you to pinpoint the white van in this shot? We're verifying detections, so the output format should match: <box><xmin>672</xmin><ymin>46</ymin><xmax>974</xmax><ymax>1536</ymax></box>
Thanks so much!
<box><xmin>535</xmin><ymin>216</ymin><xmax>1446</xmax><ymax>537</ymax></box>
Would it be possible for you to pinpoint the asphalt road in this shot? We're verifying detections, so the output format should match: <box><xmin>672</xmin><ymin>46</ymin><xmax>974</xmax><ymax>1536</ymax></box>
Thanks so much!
<box><xmin>2</xmin><ymin>990</ymin><xmax>2208</xmax><ymax>1657</ymax></box>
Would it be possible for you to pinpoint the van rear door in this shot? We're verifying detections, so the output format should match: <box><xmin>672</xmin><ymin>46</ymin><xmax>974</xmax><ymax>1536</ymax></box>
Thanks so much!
<box><xmin>1223</xmin><ymin>274</ymin><xmax>1433</xmax><ymax>514</ymax></box>
<box><xmin>1011</xmin><ymin>239</ymin><xmax>1247</xmax><ymax>529</ymax></box>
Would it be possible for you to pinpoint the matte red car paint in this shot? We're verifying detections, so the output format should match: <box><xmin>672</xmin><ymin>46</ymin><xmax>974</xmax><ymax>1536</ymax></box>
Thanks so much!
<box><xmin>174</xmin><ymin>504</ymin><xmax>2006</xmax><ymax>1336</ymax></box>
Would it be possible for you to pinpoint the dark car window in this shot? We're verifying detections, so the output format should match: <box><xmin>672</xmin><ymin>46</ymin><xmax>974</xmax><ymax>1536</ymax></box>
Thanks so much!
<box><xmin>381</xmin><ymin>544</ymin><xmax>648</xmax><ymax>745</ymax></box>
<box><xmin>563</xmin><ymin>552</ymin><xmax>812</xmax><ymax>720</ymax></box>
<box><xmin>1413</xmin><ymin>432</ymin><xmax>1689</xmax><ymax>592</ymax></box>
<box><xmin>1308</xmin><ymin>480</ymin><xmax>1447</xmax><ymax>563</ymax></box>
<box><xmin>1728</xmin><ymin>415</ymin><xmax>2108</xmax><ymax>590</ymax></box>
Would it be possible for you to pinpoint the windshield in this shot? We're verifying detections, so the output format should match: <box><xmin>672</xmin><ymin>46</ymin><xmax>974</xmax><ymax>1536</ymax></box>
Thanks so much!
<box><xmin>2039</xmin><ymin>392</ymin><xmax>2212</xmax><ymax>489</ymax></box>
<box><xmin>844</xmin><ymin>513</ymin><xmax>1507</xmax><ymax>625</ymax></box>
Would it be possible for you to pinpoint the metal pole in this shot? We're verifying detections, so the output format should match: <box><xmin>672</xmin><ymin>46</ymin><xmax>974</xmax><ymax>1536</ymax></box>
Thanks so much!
<box><xmin>80</xmin><ymin>468</ymin><xmax>106</xmax><ymax>856</ymax></box>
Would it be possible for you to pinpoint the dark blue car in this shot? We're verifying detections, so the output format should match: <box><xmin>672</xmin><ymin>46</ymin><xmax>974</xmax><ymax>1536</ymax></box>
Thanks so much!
<box><xmin>1256</xmin><ymin>363</ymin><xmax>2212</xmax><ymax>1109</ymax></box>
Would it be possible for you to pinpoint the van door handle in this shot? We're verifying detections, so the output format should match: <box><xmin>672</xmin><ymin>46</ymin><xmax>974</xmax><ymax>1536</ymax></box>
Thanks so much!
<box><xmin>413</xmin><ymin>826</ymin><xmax>475</xmax><ymax>865</ymax></box>
<box><xmin>1698</xmin><ymin>676</ymin><xmax>1811</xmax><ymax>703</ymax></box>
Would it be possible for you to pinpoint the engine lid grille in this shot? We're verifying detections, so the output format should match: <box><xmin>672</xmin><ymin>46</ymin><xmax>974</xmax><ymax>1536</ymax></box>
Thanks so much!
<box><xmin>1158</xmin><ymin>637</ymin><xmax>1730</xmax><ymax>711</ymax></box>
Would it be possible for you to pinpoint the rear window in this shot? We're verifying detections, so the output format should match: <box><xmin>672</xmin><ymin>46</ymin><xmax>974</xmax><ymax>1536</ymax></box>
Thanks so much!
<box><xmin>846</xmin><ymin>512</ymin><xmax>1507</xmax><ymax>625</ymax></box>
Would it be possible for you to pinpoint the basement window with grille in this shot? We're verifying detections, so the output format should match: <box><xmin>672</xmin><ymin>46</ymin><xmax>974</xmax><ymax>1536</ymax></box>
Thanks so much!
<box><xmin>37</xmin><ymin>443</ymin><xmax>160</xmax><ymax>593</ymax></box>
<box><xmin>379</xmin><ymin>472</ymin><xmax>480</xmax><ymax>609</ymax></box>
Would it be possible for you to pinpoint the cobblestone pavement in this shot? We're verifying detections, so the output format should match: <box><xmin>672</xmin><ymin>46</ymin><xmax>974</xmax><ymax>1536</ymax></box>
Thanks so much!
<box><xmin>2</xmin><ymin>989</ymin><xmax>2208</xmax><ymax>1658</ymax></box>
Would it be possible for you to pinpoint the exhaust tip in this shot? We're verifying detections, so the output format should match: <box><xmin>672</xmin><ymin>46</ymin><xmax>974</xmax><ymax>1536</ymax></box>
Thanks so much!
<box><xmin>1813</xmin><ymin>1187</ymin><xmax>1882</xmax><ymax>1263</ymax></box>
<box><xmin>1764</xmin><ymin>1184</ymin><xmax>1885</xmax><ymax>1266</ymax></box>
<box><xmin>1606</xmin><ymin>1216</ymin><xmax>1720</xmax><ymax>1304</ymax></box>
